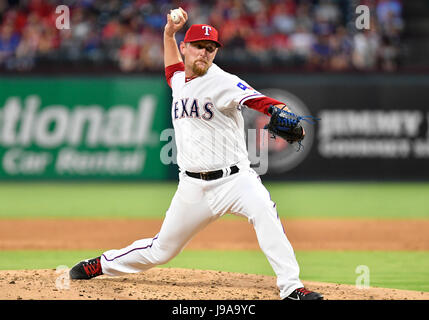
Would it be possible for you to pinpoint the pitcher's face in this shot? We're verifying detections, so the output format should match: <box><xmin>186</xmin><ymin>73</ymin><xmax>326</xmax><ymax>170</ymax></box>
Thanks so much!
<box><xmin>180</xmin><ymin>40</ymin><xmax>218</xmax><ymax>77</ymax></box>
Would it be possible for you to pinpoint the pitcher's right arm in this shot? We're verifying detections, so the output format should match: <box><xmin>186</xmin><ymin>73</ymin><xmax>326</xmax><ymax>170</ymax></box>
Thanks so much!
<box><xmin>164</xmin><ymin>7</ymin><xmax>188</xmax><ymax>68</ymax></box>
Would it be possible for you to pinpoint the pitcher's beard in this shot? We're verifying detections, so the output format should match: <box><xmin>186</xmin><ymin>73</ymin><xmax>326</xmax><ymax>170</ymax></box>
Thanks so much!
<box><xmin>192</xmin><ymin>61</ymin><xmax>210</xmax><ymax>76</ymax></box>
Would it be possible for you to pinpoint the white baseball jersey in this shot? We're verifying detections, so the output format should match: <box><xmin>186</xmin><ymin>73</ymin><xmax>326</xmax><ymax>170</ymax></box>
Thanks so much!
<box><xmin>169</xmin><ymin>63</ymin><xmax>265</xmax><ymax>172</ymax></box>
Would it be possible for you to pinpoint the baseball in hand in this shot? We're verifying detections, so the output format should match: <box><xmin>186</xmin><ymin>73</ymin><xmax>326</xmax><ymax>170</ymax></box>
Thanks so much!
<box><xmin>170</xmin><ymin>9</ymin><xmax>183</xmax><ymax>24</ymax></box>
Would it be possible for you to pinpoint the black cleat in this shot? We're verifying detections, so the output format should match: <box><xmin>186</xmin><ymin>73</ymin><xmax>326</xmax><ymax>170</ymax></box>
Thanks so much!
<box><xmin>284</xmin><ymin>287</ymin><xmax>324</xmax><ymax>300</ymax></box>
<box><xmin>69</xmin><ymin>256</ymin><xmax>103</xmax><ymax>280</ymax></box>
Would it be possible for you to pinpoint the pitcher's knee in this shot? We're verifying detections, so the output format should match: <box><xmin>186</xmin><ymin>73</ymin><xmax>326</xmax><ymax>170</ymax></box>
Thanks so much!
<box><xmin>246</xmin><ymin>201</ymin><xmax>276</xmax><ymax>219</ymax></box>
<box><xmin>152</xmin><ymin>245</ymin><xmax>180</xmax><ymax>265</ymax></box>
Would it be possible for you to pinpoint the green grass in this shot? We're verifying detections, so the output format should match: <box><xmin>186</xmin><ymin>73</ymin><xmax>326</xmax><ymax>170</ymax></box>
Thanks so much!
<box><xmin>0</xmin><ymin>182</ymin><xmax>428</xmax><ymax>219</ymax></box>
<box><xmin>294</xmin><ymin>251</ymin><xmax>429</xmax><ymax>292</ymax></box>
<box><xmin>0</xmin><ymin>183</ymin><xmax>176</xmax><ymax>219</ymax></box>
<box><xmin>0</xmin><ymin>250</ymin><xmax>101</xmax><ymax>271</ymax></box>
<box><xmin>1</xmin><ymin>250</ymin><xmax>428</xmax><ymax>292</ymax></box>
<box><xmin>265</xmin><ymin>182</ymin><xmax>429</xmax><ymax>218</ymax></box>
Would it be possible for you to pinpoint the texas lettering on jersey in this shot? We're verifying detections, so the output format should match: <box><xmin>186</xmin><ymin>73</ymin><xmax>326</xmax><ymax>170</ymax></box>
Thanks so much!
<box><xmin>171</xmin><ymin>82</ymin><xmax>260</xmax><ymax>121</ymax></box>
<box><xmin>172</xmin><ymin>98</ymin><xmax>214</xmax><ymax>121</ymax></box>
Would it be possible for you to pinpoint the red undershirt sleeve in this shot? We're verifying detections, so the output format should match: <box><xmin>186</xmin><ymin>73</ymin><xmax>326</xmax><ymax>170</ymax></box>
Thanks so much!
<box><xmin>243</xmin><ymin>97</ymin><xmax>286</xmax><ymax>115</ymax></box>
<box><xmin>165</xmin><ymin>62</ymin><xmax>185</xmax><ymax>88</ymax></box>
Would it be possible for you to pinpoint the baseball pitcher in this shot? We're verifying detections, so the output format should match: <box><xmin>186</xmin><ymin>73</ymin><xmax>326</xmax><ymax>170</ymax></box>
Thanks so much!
<box><xmin>69</xmin><ymin>8</ymin><xmax>322</xmax><ymax>301</ymax></box>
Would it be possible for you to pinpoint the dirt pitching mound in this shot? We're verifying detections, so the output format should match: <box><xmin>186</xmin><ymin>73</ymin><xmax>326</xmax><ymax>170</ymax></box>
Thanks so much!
<box><xmin>1</xmin><ymin>268</ymin><xmax>428</xmax><ymax>300</ymax></box>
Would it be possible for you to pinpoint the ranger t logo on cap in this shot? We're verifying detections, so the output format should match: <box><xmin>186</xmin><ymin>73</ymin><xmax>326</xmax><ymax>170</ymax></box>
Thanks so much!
<box><xmin>202</xmin><ymin>25</ymin><xmax>211</xmax><ymax>35</ymax></box>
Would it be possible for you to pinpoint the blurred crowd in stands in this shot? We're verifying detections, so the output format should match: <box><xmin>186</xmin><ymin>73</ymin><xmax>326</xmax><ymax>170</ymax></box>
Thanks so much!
<box><xmin>0</xmin><ymin>0</ymin><xmax>404</xmax><ymax>73</ymax></box>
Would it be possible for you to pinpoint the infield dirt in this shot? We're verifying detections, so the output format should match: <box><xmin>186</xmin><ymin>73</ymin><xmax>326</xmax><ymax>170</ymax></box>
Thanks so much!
<box><xmin>2</xmin><ymin>218</ymin><xmax>429</xmax><ymax>250</ymax></box>
<box><xmin>1</xmin><ymin>268</ymin><xmax>429</xmax><ymax>300</ymax></box>
<box><xmin>1</xmin><ymin>218</ymin><xmax>429</xmax><ymax>300</ymax></box>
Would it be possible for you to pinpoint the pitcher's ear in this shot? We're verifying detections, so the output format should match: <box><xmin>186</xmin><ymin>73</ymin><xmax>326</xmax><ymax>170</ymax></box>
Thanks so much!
<box><xmin>179</xmin><ymin>41</ymin><xmax>186</xmax><ymax>54</ymax></box>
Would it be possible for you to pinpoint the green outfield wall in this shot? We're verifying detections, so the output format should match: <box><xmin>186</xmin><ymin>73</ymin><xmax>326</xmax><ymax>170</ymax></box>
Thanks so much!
<box><xmin>0</xmin><ymin>77</ymin><xmax>171</xmax><ymax>180</ymax></box>
<box><xmin>2</xmin><ymin>74</ymin><xmax>429</xmax><ymax>181</ymax></box>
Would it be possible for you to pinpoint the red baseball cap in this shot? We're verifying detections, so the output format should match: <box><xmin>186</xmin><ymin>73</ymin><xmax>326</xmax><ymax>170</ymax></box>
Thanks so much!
<box><xmin>184</xmin><ymin>24</ymin><xmax>222</xmax><ymax>47</ymax></box>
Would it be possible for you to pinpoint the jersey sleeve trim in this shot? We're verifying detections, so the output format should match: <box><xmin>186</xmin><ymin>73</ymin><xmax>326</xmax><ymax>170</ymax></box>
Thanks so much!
<box><xmin>243</xmin><ymin>96</ymin><xmax>286</xmax><ymax>115</ymax></box>
<box><xmin>238</xmin><ymin>93</ymin><xmax>265</xmax><ymax>106</ymax></box>
<box><xmin>165</xmin><ymin>62</ymin><xmax>185</xmax><ymax>88</ymax></box>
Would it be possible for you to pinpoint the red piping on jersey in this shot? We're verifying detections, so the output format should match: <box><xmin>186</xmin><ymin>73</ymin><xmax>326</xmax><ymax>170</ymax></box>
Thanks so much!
<box><xmin>238</xmin><ymin>93</ymin><xmax>263</xmax><ymax>105</ymax></box>
<box><xmin>243</xmin><ymin>97</ymin><xmax>286</xmax><ymax>116</ymax></box>
<box><xmin>165</xmin><ymin>62</ymin><xmax>185</xmax><ymax>87</ymax></box>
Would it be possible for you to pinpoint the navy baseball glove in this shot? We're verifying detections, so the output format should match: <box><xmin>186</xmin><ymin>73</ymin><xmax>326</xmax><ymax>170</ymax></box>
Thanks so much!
<box><xmin>264</xmin><ymin>105</ymin><xmax>320</xmax><ymax>150</ymax></box>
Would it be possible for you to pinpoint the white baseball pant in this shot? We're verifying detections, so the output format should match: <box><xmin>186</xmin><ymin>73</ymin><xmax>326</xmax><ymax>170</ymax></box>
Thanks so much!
<box><xmin>100</xmin><ymin>166</ymin><xmax>303</xmax><ymax>298</ymax></box>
